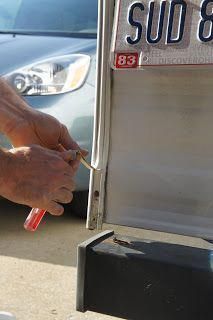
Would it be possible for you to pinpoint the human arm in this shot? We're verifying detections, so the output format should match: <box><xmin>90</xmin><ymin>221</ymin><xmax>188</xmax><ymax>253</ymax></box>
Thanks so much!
<box><xmin>0</xmin><ymin>79</ymin><xmax>88</xmax><ymax>214</ymax></box>
<box><xmin>0</xmin><ymin>78</ymin><xmax>88</xmax><ymax>170</ymax></box>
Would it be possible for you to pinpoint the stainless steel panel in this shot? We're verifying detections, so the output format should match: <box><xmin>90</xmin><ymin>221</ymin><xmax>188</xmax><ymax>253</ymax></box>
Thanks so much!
<box><xmin>105</xmin><ymin>67</ymin><xmax>213</xmax><ymax>239</ymax></box>
<box><xmin>88</xmin><ymin>0</ymin><xmax>213</xmax><ymax>239</ymax></box>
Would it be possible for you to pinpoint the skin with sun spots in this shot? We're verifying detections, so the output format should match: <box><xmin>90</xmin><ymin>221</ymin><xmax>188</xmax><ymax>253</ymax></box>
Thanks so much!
<box><xmin>0</xmin><ymin>78</ymin><xmax>88</xmax><ymax>215</ymax></box>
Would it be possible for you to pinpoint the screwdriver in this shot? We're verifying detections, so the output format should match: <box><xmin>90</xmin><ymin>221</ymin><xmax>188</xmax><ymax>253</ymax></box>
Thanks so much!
<box><xmin>24</xmin><ymin>149</ymin><xmax>97</xmax><ymax>232</ymax></box>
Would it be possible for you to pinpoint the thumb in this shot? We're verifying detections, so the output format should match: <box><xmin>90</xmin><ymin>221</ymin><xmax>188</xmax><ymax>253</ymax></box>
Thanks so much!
<box><xmin>60</xmin><ymin>150</ymin><xmax>78</xmax><ymax>163</ymax></box>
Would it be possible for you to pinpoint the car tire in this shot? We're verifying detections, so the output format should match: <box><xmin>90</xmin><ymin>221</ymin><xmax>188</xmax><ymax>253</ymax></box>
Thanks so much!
<box><xmin>67</xmin><ymin>191</ymin><xmax>88</xmax><ymax>218</ymax></box>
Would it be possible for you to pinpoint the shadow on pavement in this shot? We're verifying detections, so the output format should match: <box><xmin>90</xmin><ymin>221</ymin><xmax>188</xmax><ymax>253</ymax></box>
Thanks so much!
<box><xmin>0</xmin><ymin>199</ymin><xmax>97</xmax><ymax>267</ymax></box>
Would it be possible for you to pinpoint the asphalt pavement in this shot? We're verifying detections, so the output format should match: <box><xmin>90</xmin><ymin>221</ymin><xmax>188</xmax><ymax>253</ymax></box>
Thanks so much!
<box><xmin>0</xmin><ymin>199</ymin><xmax>119</xmax><ymax>320</ymax></box>
<box><xmin>0</xmin><ymin>199</ymin><xmax>211</xmax><ymax>320</ymax></box>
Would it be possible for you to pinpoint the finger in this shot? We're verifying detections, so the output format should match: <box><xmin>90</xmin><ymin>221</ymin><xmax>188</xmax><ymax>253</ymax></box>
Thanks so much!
<box><xmin>62</xmin><ymin>150</ymin><xmax>81</xmax><ymax>172</ymax></box>
<box><xmin>71</xmin><ymin>149</ymin><xmax>89</xmax><ymax>171</ymax></box>
<box><xmin>72</xmin><ymin>161</ymin><xmax>80</xmax><ymax>172</ymax></box>
<box><xmin>61</xmin><ymin>162</ymin><xmax>75</xmax><ymax>176</ymax></box>
<box><xmin>60</xmin><ymin>150</ymin><xmax>79</xmax><ymax>163</ymax></box>
<box><xmin>57</xmin><ymin>144</ymin><xmax>81</xmax><ymax>173</ymax></box>
<box><xmin>64</xmin><ymin>167</ymin><xmax>75</xmax><ymax>177</ymax></box>
<box><xmin>60</xmin><ymin>175</ymin><xmax>75</xmax><ymax>191</ymax></box>
<box><xmin>58</xmin><ymin>139</ymin><xmax>89</xmax><ymax>160</ymax></box>
<box><xmin>59</xmin><ymin>125</ymin><xmax>80</xmax><ymax>150</ymax></box>
<box><xmin>56</xmin><ymin>144</ymin><xmax>66</xmax><ymax>152</ymax></box>
<box><xmin>63</xmin><ymin>148</ymin><xmax>80</xmax><ymax>171</ymax></box>
<box><xmin>54</xmin><ymin>190</ymin><xmax>73</xmax><ymax>204</ymax></box>
<box><xmin>59</xmin><ymin>125</ymin><xmax>89</xmax><ymax>166</ymax></box>
<box><xmin>62</xmin><ymin>178</ymin><xmax>76</xmax><ymax>191</ymax></box>
<box><xmin>46</xmin><ymin>201</ymin><xmax>64</xmax><ymax>216</ymax></box>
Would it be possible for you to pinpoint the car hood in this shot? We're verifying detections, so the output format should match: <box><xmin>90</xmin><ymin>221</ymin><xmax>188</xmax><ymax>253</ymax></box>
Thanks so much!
<box><xmin>0</xmin><ymin>34</ymin><xmax>96</xmax><ymax>75</ymax></box>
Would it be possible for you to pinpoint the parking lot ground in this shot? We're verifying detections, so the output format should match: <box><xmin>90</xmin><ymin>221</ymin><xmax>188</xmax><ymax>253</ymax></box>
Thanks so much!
<box><xmin>0</xmin><ymin>200</ymin><xmax>120</xmax><ymax>320</ymax></box>
<box><xmin>0</xmin><ymin>199</ymin><xmax>211</xmax><ymax>320</ymax></box>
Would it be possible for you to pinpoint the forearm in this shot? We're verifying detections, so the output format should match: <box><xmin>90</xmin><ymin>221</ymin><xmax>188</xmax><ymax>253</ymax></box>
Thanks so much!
<box><xmin>0</xmin><ymin>78</ymin><xmax>32</xmax><ymax>135</ymax></box>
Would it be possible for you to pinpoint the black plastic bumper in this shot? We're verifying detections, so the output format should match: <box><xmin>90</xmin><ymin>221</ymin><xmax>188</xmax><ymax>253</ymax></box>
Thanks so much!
<box><xmin>77</xmin><ymin>230</ymin><xmax>213</xmax><ymax>320</ymax></box>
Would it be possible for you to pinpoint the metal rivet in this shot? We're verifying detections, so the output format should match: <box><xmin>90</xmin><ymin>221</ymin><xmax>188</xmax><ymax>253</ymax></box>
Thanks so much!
<box><xmin>94</xmin><ymin>190</ymin><xmax>99</xmax><ymax>198</ymax></box>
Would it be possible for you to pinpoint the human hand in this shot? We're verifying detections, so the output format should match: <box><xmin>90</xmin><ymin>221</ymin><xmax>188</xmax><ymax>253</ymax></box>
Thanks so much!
<box><xmin>0</xmin><ymin>145</ymin><xmax>77</xmax><ymax>215</ymax></box>
<box><xmin>4</xmin><ymin>109</ymin><xmax>88</xmax><ymax>171</ymax></box>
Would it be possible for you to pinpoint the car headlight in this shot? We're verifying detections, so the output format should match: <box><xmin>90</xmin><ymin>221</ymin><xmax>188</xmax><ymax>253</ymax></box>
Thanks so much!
<box><xmin>4</xmin><ymin>54</ymin><xmax>91</xmax><ymax>96</ymax></box>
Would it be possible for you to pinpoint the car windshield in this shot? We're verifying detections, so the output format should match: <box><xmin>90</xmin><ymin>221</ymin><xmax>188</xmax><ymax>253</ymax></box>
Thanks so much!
<box><xmin>0</xmin><ymin>0</ymin><xmax>98</xmax><ymax>37</ymax></box>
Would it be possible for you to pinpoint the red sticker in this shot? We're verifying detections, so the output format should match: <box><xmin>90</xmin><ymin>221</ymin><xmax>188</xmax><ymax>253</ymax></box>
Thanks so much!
<box><xmin>115</xmin><ymin>52</ymin><xmax>139</xmax><ymax>69</ymax></box>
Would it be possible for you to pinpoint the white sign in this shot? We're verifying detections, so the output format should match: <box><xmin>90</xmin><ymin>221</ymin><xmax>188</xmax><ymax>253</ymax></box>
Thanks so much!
<box><xmin>112</xmin><ymin>0</ymin><xmax>213</xmax><ymax>68</ymax></box>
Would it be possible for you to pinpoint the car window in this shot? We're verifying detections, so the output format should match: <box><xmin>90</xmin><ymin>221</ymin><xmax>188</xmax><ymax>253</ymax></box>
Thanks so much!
<box><xmin>0</xmin><ymin>0</ymin><xmax>98</xmax><ymax>35</ymax></box>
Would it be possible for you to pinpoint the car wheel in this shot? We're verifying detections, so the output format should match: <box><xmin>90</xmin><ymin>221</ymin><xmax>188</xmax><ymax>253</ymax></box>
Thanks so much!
<box><xmin>67</xmin><ymin>191</ymin><xmax>88</xmax><ymax>218</ymax></box>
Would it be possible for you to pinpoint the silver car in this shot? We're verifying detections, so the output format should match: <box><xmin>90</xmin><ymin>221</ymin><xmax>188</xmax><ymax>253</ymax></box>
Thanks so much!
<box><xmin>0</xmin><ymin>0</ymin><xmax>98</xmax><ymax>216</ymax></box>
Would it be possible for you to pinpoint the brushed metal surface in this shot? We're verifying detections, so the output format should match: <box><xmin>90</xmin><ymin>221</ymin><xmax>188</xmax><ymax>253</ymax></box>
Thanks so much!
<box><xmin>88</xmin><ymin>0</ymin><xmax>213</xmax><ymax>239</ymax></box>
<box><xmin>105</xmin><ymin>67</ymin><xmax>213</xmax><ymax>239</ymax></box>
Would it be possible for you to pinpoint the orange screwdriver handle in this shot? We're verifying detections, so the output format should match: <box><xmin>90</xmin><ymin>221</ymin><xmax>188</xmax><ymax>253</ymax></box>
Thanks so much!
<box><xmin>24</xmin><ymin>208</ymin><xmax>46</xmax><ymax>232</ymax></box>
